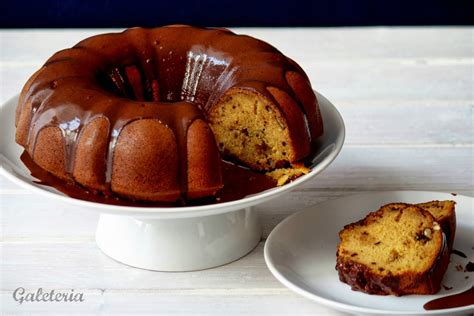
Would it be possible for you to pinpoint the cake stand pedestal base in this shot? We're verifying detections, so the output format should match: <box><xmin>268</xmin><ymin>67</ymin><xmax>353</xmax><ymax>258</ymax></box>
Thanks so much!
<box><xmin>95</xmin><ymin>207</ymin><xmax>261</xmax><ymax>271</ymax></box>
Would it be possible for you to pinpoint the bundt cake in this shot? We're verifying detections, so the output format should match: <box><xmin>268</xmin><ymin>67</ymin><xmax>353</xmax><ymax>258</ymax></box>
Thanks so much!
<box><xmin>15</xmin><ymin>26</ymin><xmax>323</xmax><ymax>203</ymax></box>
<box><xmin>336</xmin><ymin>203</ymin><xmax>451</xmax><ymax>296</ymax></box>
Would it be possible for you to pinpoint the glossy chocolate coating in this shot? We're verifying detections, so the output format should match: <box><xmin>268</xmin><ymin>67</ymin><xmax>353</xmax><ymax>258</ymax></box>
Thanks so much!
<box><xmin>17</xmin><ymin>26</ymin><xmax>322</xmax><ymax>200</ymax></box>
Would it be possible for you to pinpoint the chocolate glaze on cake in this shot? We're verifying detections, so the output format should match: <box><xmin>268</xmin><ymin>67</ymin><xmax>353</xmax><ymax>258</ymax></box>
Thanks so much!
<box><xmin>20</xmin><ymin>150</ymin><xmax>277</xmax><ymax>207</ymax></box>
<box><xmin>16</xmin><ymin>26</ymin><xmax>323</xmax><ymax>202</ymax></box>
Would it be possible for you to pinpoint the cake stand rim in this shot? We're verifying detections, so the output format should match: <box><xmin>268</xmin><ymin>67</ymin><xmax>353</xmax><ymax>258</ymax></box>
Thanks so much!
<box><xmin>0</xmin><ymin>90</ymin><xmax>345</xmax><ymax>219</ymax></box>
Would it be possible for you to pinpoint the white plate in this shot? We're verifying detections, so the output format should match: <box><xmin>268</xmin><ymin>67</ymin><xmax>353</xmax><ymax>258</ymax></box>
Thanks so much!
<box><xmin>264</xmin><ymin>191</ymin><xmax>474</xmax><ymax>315</ymax></box>
<box><xmin>0</xmin><ymin>91</ymin><xmax>344</xmax><ymax>219</ymax></box>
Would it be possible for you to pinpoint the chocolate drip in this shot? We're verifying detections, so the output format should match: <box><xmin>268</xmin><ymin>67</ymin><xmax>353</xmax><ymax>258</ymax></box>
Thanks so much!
<box><xmin>451</xmin><ymin>249</ymin><xmax>468</xmax><ymax>258</ymax></box>
<box><xmin>423</xmin><ymin>286</ymin><xmax>474</xmax><ymax>310</ymax></box>
<box><xmin>20</xmin><ymin>26</ymin><xmax>318</xmax><ymax>200</ymax></box>
<box><xmin>466</xmin><ymin>262</ymin><xmax>474</xmax><ymax>272</ymax></box>
<box><xmin>20</xmin><ymin>151</ymin><xmax>276</xmax><ymax>206</ymax></box>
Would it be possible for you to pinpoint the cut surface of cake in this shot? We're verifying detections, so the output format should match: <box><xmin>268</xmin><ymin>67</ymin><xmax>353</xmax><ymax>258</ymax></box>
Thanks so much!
<box><xmin>336</xmin><ymin>203</ymin><xmax>450</xmax><ymax>296</ymax></box>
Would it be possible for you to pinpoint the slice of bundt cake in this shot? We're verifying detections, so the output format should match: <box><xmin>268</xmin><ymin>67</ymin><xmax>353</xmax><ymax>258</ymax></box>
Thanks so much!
<box><xmin>336</xmin><ymin>203</ymin><xmax>450</xmax><ymax>296</ymax></box>
<box><xmin>416</xmin><ymin>200</ymin><xmax>456</xmax><ymax>251</ymax></box>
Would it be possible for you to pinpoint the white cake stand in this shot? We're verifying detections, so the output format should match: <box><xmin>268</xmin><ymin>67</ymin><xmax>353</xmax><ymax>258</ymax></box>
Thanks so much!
<box><xmin>0</xmin><ymin>91</ymin><xmax>345</xmax><ymax>271</ymax></box>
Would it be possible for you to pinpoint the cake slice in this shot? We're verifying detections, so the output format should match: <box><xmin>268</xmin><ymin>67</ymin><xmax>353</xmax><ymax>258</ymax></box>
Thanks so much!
<box><xmin>416</xmin><ymin>200</ymin><xmax>456</xmax><ymax>251</ymax></box>
<box><xmin>336</xmin><ymin>203</ymin><xmax>450</xmax><ymax>296</ymax></box>
<box><xmin>266</xmin><ymin>163</ymin><xmax>310</xmax><ymax>186</ymax></box>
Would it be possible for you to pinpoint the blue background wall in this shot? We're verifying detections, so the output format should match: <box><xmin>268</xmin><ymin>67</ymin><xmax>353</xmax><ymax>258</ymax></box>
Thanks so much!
<box><xmin>1</xmin><ymin>0</ymin><xmax>472</xmax><ymax>28</ymax></box>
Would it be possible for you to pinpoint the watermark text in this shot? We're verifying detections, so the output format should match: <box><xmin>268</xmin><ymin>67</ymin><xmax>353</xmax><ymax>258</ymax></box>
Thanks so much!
<box><xmin>12</xmin><ymin>287</ymin><xmax>85</xmax><ymax>304</ymax></box>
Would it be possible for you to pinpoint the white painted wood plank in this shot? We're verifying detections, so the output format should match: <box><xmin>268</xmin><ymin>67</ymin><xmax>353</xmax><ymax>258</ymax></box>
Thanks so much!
<box><xmin>308</xmin><ymin>63</ymin><xmax>472</xmax><ymax>101</ymax></box>
<box><xmin>339</xmin><ymin>100</ymin><xmax>473</xmax><ymax>145</ymax></box>
<box><xmin>242</xmin><ymin>27</ymin><xmax>474</xmax><ymax>60</ymax></box>
<box><xmin>299</xmin><ymin>147</ymin><xmax>473</xmax><ymax>191</ymax></box>
<box><xmin>2</xmin><ymin>244</ymin><xmax>348</xmax><ymax>316</ymax></box>
<box><xmin>0</xmin><ymin>65</ymin><xmax>39</xmax><ymax>103</ymax></box>
<box><xmin>2</xmin><ymin>233</ymin><xmax>470</xmax><ymax>315</ymax></box>
<box><xmin>0</xmin><ymin>242</ymin><xmax>284</xmax><ymax>290</ymax></box>
<box><xmin>1</xmin><ymin>69</ymin><xmax>472</xmax><ymax>148</ymax></box>
<box><xmin>2</xmin><ymin>147</ymin><xmax>472</xmax><ymax>240</ymax></box>
<box><xmin>2</xmin><ymin>56</ymin><xmax>473</xmax><ymax>105</ymax></box>
<box><xmin>1</xmin><ymin>290</ymin><xmax>349</xmax><ymax>315</ymax></box>
<box><xmin>1</xmin><ymin>27</ymin><xmax>472</xmax><ymax>63</ymax></box>
<box><xmin>0</xmin><ymin>241</ymin><xmax>353</xmax><ymax>316</ymax></box>
<box><xmin>2</xmin><ymin>146</ymin><xmax>470</xmax><ymax>194</ymax></box>
<box><xmin>1</xmin><ymin>28</ymin><xmax>473</xmax><ymax>104</ymax></box>
<box><xmin>0</xmin><ymin>29</ymin><xmax>117</xmax><ymax>65</ymax></box>
<box><xmin>2</xmin><ymin>189</ymin><xmax>472</xmax><ymax>243</ymax></box>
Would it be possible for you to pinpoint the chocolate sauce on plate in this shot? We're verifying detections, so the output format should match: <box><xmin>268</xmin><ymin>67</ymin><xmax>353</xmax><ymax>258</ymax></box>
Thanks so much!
<box><xmin>423</xmin><ymin>286</ymin><xmax>474</xmax><ymax>310</ymax></box>
<box><xmin>466</xmin><ymin>262</ymin><xmax>474</xmax><ymax>272</ymax></box>
<box><xmin>451</xmin><ymin>249</ymin><xmax>468</xmax><ymax>258</ymax></box>
<box><xmin>21</xmin><ymin>150</ymin><xmax>276</xmax><ymax>207</ymax></box>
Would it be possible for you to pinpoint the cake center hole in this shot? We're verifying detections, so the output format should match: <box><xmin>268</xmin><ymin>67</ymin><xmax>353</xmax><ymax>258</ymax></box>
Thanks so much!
<box><xmin>100</xmin><ymin>64</ymin><xmax>159</xmax><ymax>102</ymax></box>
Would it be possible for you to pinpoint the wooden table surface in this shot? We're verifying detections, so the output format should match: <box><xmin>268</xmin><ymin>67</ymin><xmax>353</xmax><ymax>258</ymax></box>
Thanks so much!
<box><xmin>1</xmin><ymin>27</ymin><xmax>473</xmax><ymax>315</ymax></box>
